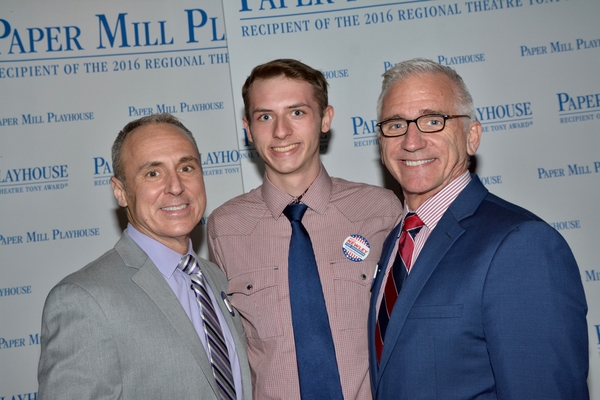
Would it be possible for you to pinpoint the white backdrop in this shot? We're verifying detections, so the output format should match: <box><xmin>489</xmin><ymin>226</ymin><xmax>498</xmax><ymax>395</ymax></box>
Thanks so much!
<box><xmin>1</xmin><ymin>0</ymin><xmax>599</xmax><ymax>398</ymax></box>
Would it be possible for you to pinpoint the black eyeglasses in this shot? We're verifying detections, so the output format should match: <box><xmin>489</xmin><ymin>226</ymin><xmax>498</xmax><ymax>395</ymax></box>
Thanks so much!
<box><xmin>376</xmin><ymin>114</ymin><xmax>470</xmax><ymax>137</ymax></box>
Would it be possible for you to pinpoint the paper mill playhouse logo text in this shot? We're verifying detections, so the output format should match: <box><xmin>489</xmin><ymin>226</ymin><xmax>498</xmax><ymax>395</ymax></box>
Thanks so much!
<box><xmin>0</xmin><ymin>164</ymin><xmax>68</xmax><ymax>194</ymax></box>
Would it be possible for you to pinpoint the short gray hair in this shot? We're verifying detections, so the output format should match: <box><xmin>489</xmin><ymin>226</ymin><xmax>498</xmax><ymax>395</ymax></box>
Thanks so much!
<box><xmin>111</xmin><ymin>113</ymin><xmax>198</xmax><ymax>184</ymax></box>
<box><xmin>376</xmin><ymin>58</ymin><xmax>475</xmax><ymax>121</ymax></box>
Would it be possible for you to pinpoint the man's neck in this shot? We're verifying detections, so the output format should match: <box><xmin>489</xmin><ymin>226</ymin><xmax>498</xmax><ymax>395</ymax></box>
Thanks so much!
<box><xmin>266</xmin><ymin>166</ymin><xmax>321</xmax><ymax>198</ymax></box>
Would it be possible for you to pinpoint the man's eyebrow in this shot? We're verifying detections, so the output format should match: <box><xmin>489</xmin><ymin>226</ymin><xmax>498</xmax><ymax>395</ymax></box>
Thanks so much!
<box><xmin>381</xmin><ymin>113</ymin><xmax>403</xmax><ymax>121</ymax></box>
<box><xmin>136</xmin><ymin>161</ymin><xmax>162</xmax><ymax>174</ymax></box>
<box><xmin>251</xmin><ymin>102</ymin><xmax>311</xmax><ymax>115</ymax></box>
<box><xmin>179</xmin><ymin>156</ymin><xmax>199</xmax><ymax>164</ymax></box>
<box><xmin>419</xmin><ymin>108</ymin><xmax>445</xmax><ymax>115</ymax></box>
<box><xmin>252</xmin><ymin>108</ymin><xmax>273</xmax><ymax>115</ymax></box>
<box><xmin>382</xmin><ymin>109</ymin><xmax>446</xmax><ymax>120</ymax></box>
<box><xmin>135</xmin><ymin>156</ymin><xmax>199</xmax><ymax>174</ymax></box>
<box><xmin>287</xmin><ymin>102</ymin><xmax>310</xmax><ymax>109</ymax></box>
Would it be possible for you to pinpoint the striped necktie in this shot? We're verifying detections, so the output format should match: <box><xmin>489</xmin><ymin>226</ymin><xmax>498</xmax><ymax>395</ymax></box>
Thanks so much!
<box><xmin>375</xmin><ymin>213</ymin><xmax>424</xmax><ymax>363</ymax></box>
<box><xmin>178</xmin><ymin>254</ymin><xmax>236</xmax><ymax>400</ymax></box>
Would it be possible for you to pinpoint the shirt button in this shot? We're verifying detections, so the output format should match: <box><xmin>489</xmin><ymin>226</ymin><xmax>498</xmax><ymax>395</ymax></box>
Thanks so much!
<box><xmin>246</xmin><ymin>284</ymin><xmax>253</xmax><ymax>290</ymax></box>
<box><xmin>361</xmin><ymin>274</ymin><xmax>367</xmax><ymax>280</ymax></box>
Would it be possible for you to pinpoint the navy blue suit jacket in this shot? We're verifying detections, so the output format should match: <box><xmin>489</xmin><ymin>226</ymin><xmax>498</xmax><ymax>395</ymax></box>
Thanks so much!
<box><xmin>368</xmin><ymin>175</ymin><xmax>588</xmax><ymax>399</ymax></box>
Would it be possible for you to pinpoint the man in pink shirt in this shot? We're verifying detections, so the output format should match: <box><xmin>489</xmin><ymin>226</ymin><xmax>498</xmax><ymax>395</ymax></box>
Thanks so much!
<box><xmin>208</xmin><ymin>59</ymin><xmax>402</xmax><ymax>399</ymax></box>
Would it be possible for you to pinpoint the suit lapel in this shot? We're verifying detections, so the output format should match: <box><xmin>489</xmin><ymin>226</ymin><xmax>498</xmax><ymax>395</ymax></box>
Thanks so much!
<box><xmin>369</xmin><ymin>223</ymin><xmax>401</xmax><ymax>387</ymax></box>
<box><xmin>375</xmin><ymin>176</ymin><xmax>489</xmax><ymax>381</ymax></box>
<box><xmin>369</xmin><ymin>223</ymin><xmax>401</xmax><ymax>334</ymax></box>
<box><xmin>373</xmin><ymin>224</ymin><xmax>402</xmax><ymax>297</ymax></box>
<box><xmin>198</xmin><ymin>257</ymin><xmax>252</xmax><ymax>398</ymax></box>
<box><xmin>115</xmin><ymin>233</ymin><xmax>221</xmax><ymax>397</ymax></box>
<box><xmin>198</xmin><ymin>258</ymin><xmax>244</xmax><ymax>340</ymax></box>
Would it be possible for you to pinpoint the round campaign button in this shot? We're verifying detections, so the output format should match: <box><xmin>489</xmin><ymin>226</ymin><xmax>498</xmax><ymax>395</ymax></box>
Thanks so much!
<box><xmin>342</xmin><ymin>234</ymin><xmax>371</xmax><ymax>262</ymax></box>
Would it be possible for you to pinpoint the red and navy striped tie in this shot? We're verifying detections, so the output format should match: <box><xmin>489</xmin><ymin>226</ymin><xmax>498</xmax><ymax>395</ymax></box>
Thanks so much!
<box><xmin>375</xmin><ymin>213</ymin><xmax>424</xmax><ymax>363</ymax></box>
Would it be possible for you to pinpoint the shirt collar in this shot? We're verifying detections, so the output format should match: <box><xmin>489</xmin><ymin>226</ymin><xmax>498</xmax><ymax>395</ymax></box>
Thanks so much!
<box><xmin>405</xmin><ymin>171</ymin><xmax>471</xmax><ymax>230</ymax></box>
<box><xmin>126</xmin><ymin>223</ymin><xmax>194</xmax><ymax>278</ymax></box>
<box><xmin>262</xmin><ymin>164</ymin><xmax>333</xmax><ymax>219</ymax></box>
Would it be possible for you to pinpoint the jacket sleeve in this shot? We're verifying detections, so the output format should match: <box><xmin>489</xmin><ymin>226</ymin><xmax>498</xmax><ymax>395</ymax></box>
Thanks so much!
<box><xmin>38</xmin><ymin>282</ymin><xmax>122</xmax><ymax>399</ymax></box>
<box><xmin>482</xmin><ymin>220</ymin><xmax>588</xmax><ymax>399</ymax></box>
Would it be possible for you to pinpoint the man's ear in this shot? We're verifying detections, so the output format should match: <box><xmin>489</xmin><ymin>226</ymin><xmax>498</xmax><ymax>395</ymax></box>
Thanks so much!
<box><xmin>111</xmin><ymin>177</ymin><xmax>128</xmax><ymax>208</ymax></box>
<box><xmin>379</xmin><ymin>139</ymin><xmax>386</xmax><ymax>166</ymax></box>
<box><xmin>242</xmin><ymin>117</ymin><xmax>254</xmax><ymax>143</ymax></box>
<box><xmin>466</xmin><ymin>120</ymin><xmax>482</xmax><ymax>156</ymax></box>
<box><xmin>321</xmin><ymin>105</ymin><xmax>334</xmax><ymax>132</ymax></box>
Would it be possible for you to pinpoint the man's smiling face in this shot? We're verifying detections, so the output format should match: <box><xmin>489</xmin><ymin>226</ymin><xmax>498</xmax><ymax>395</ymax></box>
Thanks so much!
<box><xmin>243</xmin><ymin>75</ymin><xmax>333</xmax><ymax>191</ymax></box>
<box><xmin>111</xmin><ymin>123</ymin><xmax>206</xmax><ymax>253</ymax></box>
<box><xmin>379</xmin><ymin>72</ymin><xmax>481</xmax><ymax>209</ymax></box>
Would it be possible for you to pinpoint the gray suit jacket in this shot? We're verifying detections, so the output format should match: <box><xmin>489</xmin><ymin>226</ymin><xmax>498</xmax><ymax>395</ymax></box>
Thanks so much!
<box><xmin>38</xmin><ymin>231</ymin><xmax>252</xmax><ymax>399</ymax></box>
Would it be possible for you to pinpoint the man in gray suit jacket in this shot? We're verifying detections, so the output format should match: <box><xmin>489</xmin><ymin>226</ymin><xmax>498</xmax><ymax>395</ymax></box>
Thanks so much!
<box><xmin>38</xmin><ymin>113</ymin><xmax>252</xmax><ymax>399</ymax></box>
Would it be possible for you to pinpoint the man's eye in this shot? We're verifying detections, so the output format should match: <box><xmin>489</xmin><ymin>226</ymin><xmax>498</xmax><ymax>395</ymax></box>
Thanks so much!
<box><xmin>258</xmin><ymin>114</ymin><xmax>271</xmax><ymax>121</ymax></box>
<box><xmin>147</xmin><ymin>171</ymin><xmax>159</xmax><ymax>177</ymax></box>
<box><xmin>181</xmin><ymin>165</ymin><xmax>193</xmax><ymax>172</ymax></box>
<box><xmin>292</xmin><ymin>110</ymin><xmax>303</xmax><ymax>116</ymax></box>
<box><xmin>389</xmin><ymin>122</ymin><xmax>405</xmax><ymax>130</ymax></box>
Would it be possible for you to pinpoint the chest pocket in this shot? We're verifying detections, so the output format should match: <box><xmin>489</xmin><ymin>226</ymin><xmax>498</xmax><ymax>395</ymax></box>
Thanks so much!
<box><xmin>332</xmin><ymin>259</ymin><xmax>376</xmax><ymax>330</ymax></box>
<box><xmin>227</xmin><ymin>268</ymin><xmax>283</xmax><ymax>338</ymax></box>
<box><xmin>407</xmin><ymin>304</ymin><xmax>464</xmax><ymax>319</ymax></box>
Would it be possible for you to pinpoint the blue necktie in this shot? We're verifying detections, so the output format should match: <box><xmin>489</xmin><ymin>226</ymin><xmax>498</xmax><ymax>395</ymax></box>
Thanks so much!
<box><xmin>284</xmin><ymin>203</ymin><xmax>344</xmax><ymax>400</ymax></box>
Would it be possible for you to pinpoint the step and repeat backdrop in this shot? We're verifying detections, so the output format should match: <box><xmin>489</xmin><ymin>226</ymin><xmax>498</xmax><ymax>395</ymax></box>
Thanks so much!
<box><xmin>1</xmin><ymin>0</ymin><xmax>599</xmax><ymax>398</ymax></box>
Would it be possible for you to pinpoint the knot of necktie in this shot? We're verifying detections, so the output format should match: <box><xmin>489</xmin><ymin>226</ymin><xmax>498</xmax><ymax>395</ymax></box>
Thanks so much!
<box><xmin>178</xmin><ymin>253</ymin><xmax>199</xmax><ymax>276</ymax></box>
<box><xmin>283</xmin><ymin>203</ymin><xmax>308</xmax><ymax>222</ymax></box>
<box><xmin>403</xmin><ymin>212</ymin><xmax>424</xmax><ymax>236</ymax></box>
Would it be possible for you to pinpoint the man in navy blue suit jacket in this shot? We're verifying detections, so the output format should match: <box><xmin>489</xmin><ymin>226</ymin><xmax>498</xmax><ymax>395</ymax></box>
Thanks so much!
<box><xmin>369</xmin><ymin>58</ymin><xmax>588</xmax><ymax>399</ymax></box>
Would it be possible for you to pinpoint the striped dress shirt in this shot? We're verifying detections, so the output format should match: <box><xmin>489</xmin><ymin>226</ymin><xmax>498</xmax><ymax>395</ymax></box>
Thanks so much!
<box><xmin>208</xmin><ymin>166</ymin><xmax>402</xmax><ymax>400</ymax></box>
<box><xmin>376</xmin><ymin>171</ymin><xmax>472</xmax><ymax>312</ymax></box>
